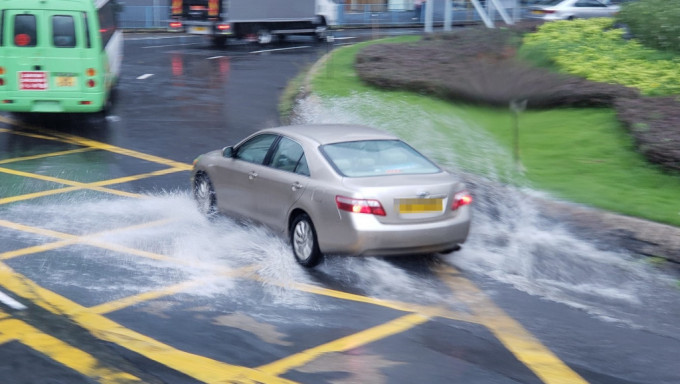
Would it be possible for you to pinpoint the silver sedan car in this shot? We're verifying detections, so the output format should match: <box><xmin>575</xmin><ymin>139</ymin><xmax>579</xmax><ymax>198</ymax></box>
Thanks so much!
<box><xmin>191</xmin><ymin>124</ymin><xmax>472</xmax><ymax>267</ymax></box>
<box><xmin>527</xmin><ymin>0</ymin><xmax>620</xmax><ymax>21</ymax></box>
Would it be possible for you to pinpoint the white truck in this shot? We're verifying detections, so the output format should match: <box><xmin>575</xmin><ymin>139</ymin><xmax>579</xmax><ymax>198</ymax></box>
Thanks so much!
<box><xmin>169</xmin><ymin>0</ymin><xmax>338</xmax><ymax>46</ymax></box>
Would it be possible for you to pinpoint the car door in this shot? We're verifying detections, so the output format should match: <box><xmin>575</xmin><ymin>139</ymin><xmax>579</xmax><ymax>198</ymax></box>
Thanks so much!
<box><xmin>252</xmin><ymin>137</ymin><xmax>310</xmax><ymax>232</ymax></box>
<box><xmin>211</xmin><ymin>133</ymin><xmax>278</xmax><ymax>219</ymax></box>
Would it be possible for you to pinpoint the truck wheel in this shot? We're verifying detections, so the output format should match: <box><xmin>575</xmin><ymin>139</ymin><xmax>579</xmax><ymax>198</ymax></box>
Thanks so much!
<box><xmin>211</xmin><ymin>36</ymin><xmax>227</xmax><ymax>47</ymax></box>
<box><xmin>257</xmin><ymin>30</ymin><xmax>272</xmax><ymax>45</ymax></box>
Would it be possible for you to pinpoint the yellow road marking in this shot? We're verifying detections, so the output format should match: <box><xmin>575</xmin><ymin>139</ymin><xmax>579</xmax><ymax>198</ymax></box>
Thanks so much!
<box><xmin>0</xmin><ymin>167</ymin><xmax>189</xmax><ymax>206</ymax></box>
<box><xmin>0</xmin><ymin>310</ymin><xmax>142</xmax><ymax>383</ymax></box>
<box><xmin>0</xmin><ymin>166</ymin><xmax>141</xmax><ymax>199</ymax></box>
<box><xmin>0</xmin><ymin>186</ymin><xmax>83</xmax><ymax>205</ymax></box>
<box><xmin>0</xmin><ymin>125</ymin><xmax>81</xmax><ymax>144</ymax></box>
<box><xmin>254</xmin><ymin>276</ymin><xmax>477</xmax><ymax>324</ymax></box>
<box><xmin>0</xmin><ymin>147</ymin><xmax>98</xmax><ymax>165</ymax></box>
<box><xmin>258</xmin><ymin>313</ymin><xmax>430</xmax><ymax>376</ymax></box>
<box><xmin>0</xmin><ymin>264</ymin><xmax>297</xmax><ymax>384</ymax></box>
<box><xmin>0</xmin><ymin>239</ymin><xmax>79</xmax><ymax>261</ymax></box>
<box><xmin>436</xmin><ymin>264</ymin><xmax>588</xmax><ymax>384</ymax></box>
<box><xmin>90</xmin><ymin>265</ymin><xmax>260</xmax><ymax>315</ymax></box>
<box><xmin>0</xmin><ymin>115</ymin><xmax>191</xmax><ymax>170</ymax></box>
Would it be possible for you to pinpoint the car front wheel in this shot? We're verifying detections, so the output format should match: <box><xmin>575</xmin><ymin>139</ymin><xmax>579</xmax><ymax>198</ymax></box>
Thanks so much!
<box><xmin>290</xmin><ymin>214</ymin><xmax>321</xmax><ymax>267</ymax></box>
<box><xmin>194</xmin><ymin>174</ymin><xmax>217</xmax><ymax>217</ymax></box>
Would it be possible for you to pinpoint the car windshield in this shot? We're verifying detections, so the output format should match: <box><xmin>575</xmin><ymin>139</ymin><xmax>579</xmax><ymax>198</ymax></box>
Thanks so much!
<box><xmin>321</xmin><ymin>140</ymin><xmax>441</xmax><ymax>177</ymax></box>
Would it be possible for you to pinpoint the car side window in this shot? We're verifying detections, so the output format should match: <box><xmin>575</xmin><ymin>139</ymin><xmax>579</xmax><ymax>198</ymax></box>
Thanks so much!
<box><xmin>235</xmin><ymin>134</ymin><xmax>277</xmax><ymax>165</ymax></box>
<box><xmin>576</xmin><ymin>0</ymin><xmax>604</xmax><ymax>6</ymax></box>
<box><xmin>269</xmin><ymin>137</ymin><xmax>308</xmax><ymax>175</ymax></box>
<box><xmin>295</xmin><ymin>154</ymin><xmax>310</xmax><ymax>176</ymax></box>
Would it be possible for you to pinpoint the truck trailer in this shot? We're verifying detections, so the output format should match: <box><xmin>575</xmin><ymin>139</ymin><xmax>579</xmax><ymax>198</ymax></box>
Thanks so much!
<box><xmin>169</xmin><ymin>0</ymin><xmax>338</xmax><ymax>46</ymax></box>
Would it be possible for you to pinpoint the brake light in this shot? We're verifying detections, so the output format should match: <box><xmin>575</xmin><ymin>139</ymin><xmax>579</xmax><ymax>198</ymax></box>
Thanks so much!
<box><xmin>452</xmin><ymin>191</ymin><xmax>472</xmax><ymax>210</ymax></box>
<box><xmin>169</xmin><ymin>21</ymin><xmax>182</xmax><ymax>29</ymax></box>
<box><xmin>336</xmin><ymin>196</ymin><xmax>386</xmax><ymax>216</ymax></box>
<box><xmin>87</xmin><ymin>79</ymin><xmax>95</xmax><ymax>88</ymax></box>
<box><xmin>0</xmin><ymin>79</ymin><xmax>4</xmax><ymax>86</ymax></box>
<box><xmin>217</xmin><ymin>24</ymin><xmax>230</xmax><ymax>31</ymax></box>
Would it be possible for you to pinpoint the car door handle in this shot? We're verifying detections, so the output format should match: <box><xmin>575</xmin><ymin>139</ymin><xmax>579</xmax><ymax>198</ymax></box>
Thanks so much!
<box><xmin>291</xmin><ymin>182</ymin><xmax>303</xmax><ymax>191</ymax></box>
<box><xmin>248</xmin><ymin>171</ymin><xmax>258</xmax><ymax>180</ymax></box>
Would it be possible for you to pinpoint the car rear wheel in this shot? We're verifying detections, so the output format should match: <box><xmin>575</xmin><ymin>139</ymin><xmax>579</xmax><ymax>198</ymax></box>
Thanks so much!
<box><xmin>194</xmin><ymin>174</ymin><xmax>217</xmax><ymax>217</ymax></box>
<box><xmin>291</xmin><ymin>214</ymin><xmax>321</xmax><ymax>267</ymax></box>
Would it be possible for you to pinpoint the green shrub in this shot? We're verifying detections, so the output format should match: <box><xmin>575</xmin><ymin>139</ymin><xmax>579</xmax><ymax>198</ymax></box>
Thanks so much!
<box><xmin>617</xmin><ymin>0</ymin><xmax>680</xmax><ymax>54</ymax></box>
<box><xmin>521</xmin><ymin>18</ymin><xmax>680</xmax><ymax>95</ymax></box>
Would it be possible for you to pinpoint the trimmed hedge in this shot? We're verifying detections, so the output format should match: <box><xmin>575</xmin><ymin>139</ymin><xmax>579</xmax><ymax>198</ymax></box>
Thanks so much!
<box><xmin>355</xmin><ymin>24</ymin><xmax>637</xmax><ymax>108</ymax></box>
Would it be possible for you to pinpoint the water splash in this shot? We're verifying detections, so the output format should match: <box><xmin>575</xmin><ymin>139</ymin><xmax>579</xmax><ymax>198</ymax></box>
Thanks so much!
<box><xmin>294</xmin><ymin>93</ymin><xmax>680</xmax><ymax>337</ymax></box>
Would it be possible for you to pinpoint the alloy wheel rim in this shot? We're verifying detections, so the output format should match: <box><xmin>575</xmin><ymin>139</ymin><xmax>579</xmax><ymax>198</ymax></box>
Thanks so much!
<box><xmin>293</xmin><ymin>220</ymin><xmax>313</xmax><ymax>261</ymax></box>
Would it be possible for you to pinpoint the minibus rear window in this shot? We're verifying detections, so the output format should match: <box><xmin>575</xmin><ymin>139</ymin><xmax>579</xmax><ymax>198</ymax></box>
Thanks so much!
<box><xmin>14</xmin><ymin>14</ymin><xmax>37</xmax><ymax>47</ymax></box>
<box><xmin>53</xmin><ymin>15</ymin><xmax>76</xmax><ymax>47</ymax></box>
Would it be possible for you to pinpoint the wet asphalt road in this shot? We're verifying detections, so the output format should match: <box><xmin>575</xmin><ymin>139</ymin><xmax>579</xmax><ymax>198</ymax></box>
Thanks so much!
<box><xmin>1</xmin><ymin>31</ymin><xmax>680</xmax><ymax>384</ymax></box>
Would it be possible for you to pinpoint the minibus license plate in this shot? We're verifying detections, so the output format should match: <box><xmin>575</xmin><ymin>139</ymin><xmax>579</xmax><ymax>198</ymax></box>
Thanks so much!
<box><xmin>56</xmin><ymin>76</ymin><xmax>75</xmax><ymax>87</ymax></box>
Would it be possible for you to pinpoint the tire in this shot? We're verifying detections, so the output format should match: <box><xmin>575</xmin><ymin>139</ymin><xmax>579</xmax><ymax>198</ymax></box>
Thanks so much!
<box><xmin>290</xmin><ymin>213</ymin><xmax>322</xmax><ymax>267</ymax></box>
<box><xmin>194</xmin><ymin>174</ymin><xmax>217</xmax><ymax>217</ymax></box>
<box><xmin>211</xmin><ymin>36</ymin><xmax>226</xmax><ymax>47</ymax></box>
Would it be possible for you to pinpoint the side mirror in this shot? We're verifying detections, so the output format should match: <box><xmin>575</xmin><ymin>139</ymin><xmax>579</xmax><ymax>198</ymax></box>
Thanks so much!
<box><xmin>222</xmin><ymin>146</ymin><xmax>234</xmax><ymax>158</ymax></box>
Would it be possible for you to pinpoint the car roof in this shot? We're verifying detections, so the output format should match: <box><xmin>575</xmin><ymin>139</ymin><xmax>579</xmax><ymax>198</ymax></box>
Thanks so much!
<box><xmin>260</xmin><ymin>124</ymin><xmax>399</xmax><ymax>146</ymax></box>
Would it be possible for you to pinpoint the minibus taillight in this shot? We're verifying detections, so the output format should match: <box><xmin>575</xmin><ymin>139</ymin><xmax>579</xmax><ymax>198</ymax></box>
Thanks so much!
<box><xmin>86</xmin><ymin>68</ymin><xmax>96</xmax><ymax>76</ymax></box>
<box><xmin>87</xmin><ymin>79</ymin><xmax>95</xmax><ymax>88</ymax></box>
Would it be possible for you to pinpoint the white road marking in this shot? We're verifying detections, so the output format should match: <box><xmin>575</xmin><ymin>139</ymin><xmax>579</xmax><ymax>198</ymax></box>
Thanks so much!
<box><xmin>0</xmin><ymin>290</ymin><xmax>27</xmax><ymax>310</ymax></box>
<box><xmin>137</xmin><ymin>74</ymin><xmax>154</xmax><ymax>80</ymax></box>
<box><xmin>142</xmin><ymin>42</ymin><xmax>201</xmax><ymax>49</ymax></box>
<box><xmin>250</xmin><ymin>46</ymin><xmax>311</xmax><ymax>54</ymax></box>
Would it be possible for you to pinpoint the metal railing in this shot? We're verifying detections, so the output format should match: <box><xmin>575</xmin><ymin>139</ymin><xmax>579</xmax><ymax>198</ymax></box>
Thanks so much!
<box><xmin>118</xmin><ymin>2</ymin><xmax>525</xmax><ymax>30</ymax></box>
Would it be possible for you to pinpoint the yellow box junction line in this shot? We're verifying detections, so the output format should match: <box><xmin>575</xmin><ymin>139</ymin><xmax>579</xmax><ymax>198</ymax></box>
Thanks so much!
<box><xmin>435</xmin><ymin>264</ymin><xmax>589</xmax><ymax>384</ymax></box>
<box><xmin>0</xmin><ymin>310</ymin><xmax>143</xmax><ymax>383</ymax></box>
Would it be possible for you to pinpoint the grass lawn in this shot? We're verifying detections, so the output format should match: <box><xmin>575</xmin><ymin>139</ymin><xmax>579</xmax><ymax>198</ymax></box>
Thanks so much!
<box><xmin>304</xmin><ymin>37</ymin><xmax>680</xmax><ymax>227</ymax></box>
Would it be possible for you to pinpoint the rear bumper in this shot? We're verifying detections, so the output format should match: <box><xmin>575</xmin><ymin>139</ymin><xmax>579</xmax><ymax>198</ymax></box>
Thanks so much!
<box><xmin>318</xmin><ymin>207</ymin><xmax>472</xmax><ymax>256</ymax></box>
<box><xmin>0</xmin><ymin>95</ymin><xmax>104</xmax><ymax>113</ymax></box>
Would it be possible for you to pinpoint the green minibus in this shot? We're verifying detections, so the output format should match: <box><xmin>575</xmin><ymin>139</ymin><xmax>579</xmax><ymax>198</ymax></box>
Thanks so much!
<box><xmin>0</xmin><ymin>0</ymin><xmax>122</xmax><ymax>113</ymax></box>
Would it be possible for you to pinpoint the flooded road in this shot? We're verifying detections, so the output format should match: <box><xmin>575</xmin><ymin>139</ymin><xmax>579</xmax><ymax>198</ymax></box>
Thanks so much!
<box><xmin>1</xmin><ymin>33</ymin><xmax>679</xmax><ymax>384</ymax></box>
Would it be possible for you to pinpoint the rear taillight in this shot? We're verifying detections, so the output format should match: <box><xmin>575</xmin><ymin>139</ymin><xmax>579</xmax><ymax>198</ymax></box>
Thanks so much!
<box><xmin>452</xmin><ymin>191</ymin><xmax>472</xmax><ymax>211</ymax></box>
<box><xmin>542</xmin><ymin>9</ymin><xmax>556</xmax><ymax>14</ymax></box>
<box><xmin>0</xmin><ymin>66</ymin><xmax>4</xmax><ymax>86</ymax></box>
<box><xmin>336</xmin><ymin>196</ymin><xmax>386</xmax><ymax>216</ymax></box>
<box><xmin>217</xmin><ymin>24</ymin><xmax>230</xmax><ymax>31</ymax></box>
<box><xmin>169</xmin><ymin>21</ymin><xmax>182</xmax><ymax>29</ymax></box>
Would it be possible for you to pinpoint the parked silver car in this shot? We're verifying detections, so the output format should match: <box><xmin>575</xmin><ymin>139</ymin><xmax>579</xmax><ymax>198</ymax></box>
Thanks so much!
<box><xmin>191</xmin><ymin>124</ymin><xmax>472</xmax><ymax>267</ymax></box>
<box><xmin>527</xmin><ymin>0</ymin><xmax>620</xmax><ymax>20</ymax></box>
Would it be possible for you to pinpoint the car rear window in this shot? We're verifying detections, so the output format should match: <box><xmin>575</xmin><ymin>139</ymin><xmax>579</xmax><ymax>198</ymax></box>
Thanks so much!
<box><xmin>14</xmin><ymin>14</ymin><xmax>37</xmax><ymax>47</ymax></box>
<box><xmin>321</xmin><ymin>140</ymin><xmax>441</xmax><ymax>178</ymax></box>
<box><xmin>52</xmin><ymin>15</ymin><xmax>76</xmax><ymax>47</ymax></box>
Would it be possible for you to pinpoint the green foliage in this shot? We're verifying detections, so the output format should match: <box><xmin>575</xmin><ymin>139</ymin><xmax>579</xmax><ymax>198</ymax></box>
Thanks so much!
<box><xmin>521</xmin><ymin>18</ymin><xmax>680</xmax><ymax>95</ymax></box>
<box><xmin>617</xmin><ymin>0</ymin><xmax>680</xmax><ymax>54</ymax></box>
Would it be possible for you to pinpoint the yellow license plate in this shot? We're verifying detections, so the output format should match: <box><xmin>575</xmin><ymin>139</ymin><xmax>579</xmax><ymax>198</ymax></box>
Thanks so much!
<box><xmin>398</xmin><ymin>198</ymin><xmax>443</xmax><ymax>214</ymax></box>
<box><xmin>193</xmin><ymin>26</ymin><xmax>206</xmax><ymax>32</ymax></box>
<box><xmin>532</xmin><ymin>10</ymin><xmax>543</xmax><ymax>14</ymax></box>
<box><xmin>56</xmin><ymin>76</ymin><xmax>75</xmax><ymax>87</ymax></box>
